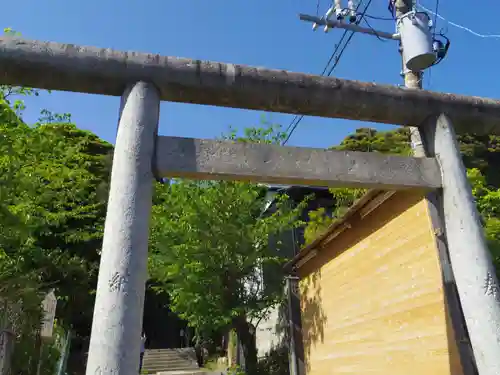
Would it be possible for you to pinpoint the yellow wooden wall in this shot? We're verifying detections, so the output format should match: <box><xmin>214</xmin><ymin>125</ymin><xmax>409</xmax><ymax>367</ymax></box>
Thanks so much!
<box><xmin>298</xmin><ymin>191</ymin><xmax>464</xmax><ymax>375</ymax></box>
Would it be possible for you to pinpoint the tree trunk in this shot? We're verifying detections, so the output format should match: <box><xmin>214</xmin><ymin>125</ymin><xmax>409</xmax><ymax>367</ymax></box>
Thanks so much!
<box><xmin>233</xmin><ymin>316</ymin><xmax>258</xmax><ymax>375</ymax></box>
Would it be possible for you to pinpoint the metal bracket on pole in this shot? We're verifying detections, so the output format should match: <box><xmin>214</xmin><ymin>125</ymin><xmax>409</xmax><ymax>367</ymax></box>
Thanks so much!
<box><xmin>299</xmin><ymin>14</ymin><xmax>401</xmax><ymax>40</ymax></box>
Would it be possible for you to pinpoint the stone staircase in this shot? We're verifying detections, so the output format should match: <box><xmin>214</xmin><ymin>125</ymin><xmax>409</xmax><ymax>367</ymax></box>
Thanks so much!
<box><xmin>141</xmin><ymin>348</ymin><xmax>201</xmax><ymax>374</ymax></box>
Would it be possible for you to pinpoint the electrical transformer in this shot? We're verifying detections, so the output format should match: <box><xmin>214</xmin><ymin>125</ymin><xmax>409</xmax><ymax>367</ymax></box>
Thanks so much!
<box><xmin>397</xmin><ymin>11</ymin><xmax>436</xmax><ymax>72</ymax></box>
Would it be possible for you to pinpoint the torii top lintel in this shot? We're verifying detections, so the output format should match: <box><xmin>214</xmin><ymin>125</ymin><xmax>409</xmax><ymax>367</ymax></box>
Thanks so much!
<box><xmin>0</xmin><ymin>36</ymin><xmax>499</xmax><ymax>136</ymax></box>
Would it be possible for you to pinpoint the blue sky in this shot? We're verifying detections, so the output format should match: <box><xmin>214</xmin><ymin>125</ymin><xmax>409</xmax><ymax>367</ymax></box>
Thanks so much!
<box><xmin>3</xmin><ymin>0</ymin><xmax>500</xmax><ymax>148</ymax></box>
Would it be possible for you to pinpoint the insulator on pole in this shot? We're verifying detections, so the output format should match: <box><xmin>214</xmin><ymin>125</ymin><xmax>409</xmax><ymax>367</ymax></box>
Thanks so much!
<box><xmin>347</xmin><ymin>0</ymin><xmax>358</xmax><ymax>23</ymax></box>
<box><xmin>334</xmin><ymin>0</ymin><xmax>344</xmax><ymax>20</ymax></box>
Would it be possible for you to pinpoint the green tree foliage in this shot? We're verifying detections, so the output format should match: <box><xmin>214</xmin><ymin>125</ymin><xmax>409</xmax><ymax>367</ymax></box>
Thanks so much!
<box><xmin>22</xmin><ymin>121</ymin><xmax>112</xmax><ymax>354</ymax></box>
<box><xmin>0</xmin><ymin>85</ymin><xmax>113</xmax><ymax>373</ymax></box>
<box><xmin>302</xmin><ymin>127</ymin><xmax>411</xmax><ymax>245</ymax></box>
<box><xmin>0</xmin><ymin>251</ymin><xmax>44</xmax><ymax>375</ymax></box>
<box><xmin>5</xmin><ymin>120</ymin><xmax>112</xmax><ymax>328</ymax></box>
<box><xmin>0</xmin><ymin>85</ymin><xmax>46</xmax><ymax>375</ymax></box>
<box><xmin>333</xmin><ymin>127</ymin><xmax>500</xmax><ymax>187</ymax></box>
<box><xmin>467</xmin><ymin>168</ymin><xmax>500</xmax><ymax>269</ymax></box>
<box><xmin>459</xmin><ymin>134</ymin><xmax>500</xmax><ymax>187</ymax></box>
<box><xmin>149</xmin><ymin>125</ymin><xmax>305</xmax><ymax>375</ymax></box>
<box><xmin>304</xmin><ymin>127</ymin><xmax>500</xmax><ymax>276</ymax></box>
<box><xmin>303</xmin><ymin>188</ymin><xmax>365</xmax><ymax>245</ymax></box>
<box><xmin>332</xmin><ymin>127</ymin><xmax>412</xmax><ymax>155</ymax></box>
<box><xmin>256</xmin><ymin>345</ymin><xmax>289</xmax><ymax>375</ymax></box>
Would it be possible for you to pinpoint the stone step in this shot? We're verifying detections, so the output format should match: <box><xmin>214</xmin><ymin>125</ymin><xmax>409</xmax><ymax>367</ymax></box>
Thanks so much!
<box><xmin>146</xmin><ymin>348</ymin><xmax>196</xmax><ymax>353</ymax></box>
<box><xmin>142</xmin><ymin>367</ymin><xmax>200</xmax><ymax>373</ymax></box>
<box><xmin>143</xmin><ymin>365</ymin><xmax>199</xmax><ymax>373</ymax></box>
<box><xmin>145</xmin><ymin>349</ymin><xmax>196</xmax><ymax>359</ymax></box>
<box><xmin>143</xmin><ymin>366</ymin><xmax>198</xmax><ymax>372</ymax></box>
<box><xmin>144</xmin><ymin>356</ymin><xmax>196</xmax><ymax>363</ymax></box>
<box><xmin>145</xmin><ymin>352</ymin><xmax>195</xmax><ymax>356</ymax></box>
<box><xmin>144</xmin><ymin>358</ymin><xmax>196</xmax><ymax>363</ymax></box>
<box><xmin>143</xmin><ymin>358</ymin><xmax>198</xmax><ymax>366</ymax></box>
<box><xmin>142</xmin><ymin>358</ymin><xmax>198</xmax><ymax>368</ymax></box>
<box><xmin>142</xmin><ymin>359</ymin><xmax>198</xmax><ymax>368</ymax></box>
<box><xmin>144</xmin><ymin>357</ymin><xmax>194</xmax><ymax>362</ymax></box>
<box><xmin>144</xmin><ymin>355</ymin><xmax>197</xmax><ymax>362</ymax></box>
<box><xmin>142</xmin><ymin>347</ymin><xmax>200</xmax><ymax>374</ymax></box>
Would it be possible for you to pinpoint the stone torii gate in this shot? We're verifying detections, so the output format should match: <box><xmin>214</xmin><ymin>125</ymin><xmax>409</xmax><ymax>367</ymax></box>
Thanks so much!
<box><xmin>2</xmin><ymin>37</ymin><xmax>500</xmax><ymax>375</ymax></box>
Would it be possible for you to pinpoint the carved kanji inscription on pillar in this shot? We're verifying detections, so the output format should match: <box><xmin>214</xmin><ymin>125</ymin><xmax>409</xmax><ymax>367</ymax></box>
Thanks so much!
<box><xmin>483</xmin><ymin>272</ymin><xmax>500</xmax><ymax>302</ymax></box>
<box><xmin>108</xmin><ymin>272</ymin><xmax>128</xmax><ymax>292</ymax></box>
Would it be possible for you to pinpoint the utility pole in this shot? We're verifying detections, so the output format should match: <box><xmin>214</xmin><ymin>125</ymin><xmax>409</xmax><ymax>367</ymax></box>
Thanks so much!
<box><xmin>394</xmin><ymin>0</ymin><xmax>470</xmax><ymax>369</ymax></box>
<box><xmin>395</xmin><ymin>2</ymin><xmax>500</xmax><ymax>375</ymax></box>
<box><xmin>395</xmin><ymin>0</ymin><xmax>425</xmax><ymax>157</ymax></box>
<box><xmin>300</xmin><ymin>1</ymin><xmax>449</xmax><ymax>155</ymax></box>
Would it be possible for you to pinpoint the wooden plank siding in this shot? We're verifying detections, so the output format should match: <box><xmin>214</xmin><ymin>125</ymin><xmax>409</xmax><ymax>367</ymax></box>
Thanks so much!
<box><xmin>297</xmin><ymin>190</ymin><xmax>464</xmax><ymax>375</ymax></box>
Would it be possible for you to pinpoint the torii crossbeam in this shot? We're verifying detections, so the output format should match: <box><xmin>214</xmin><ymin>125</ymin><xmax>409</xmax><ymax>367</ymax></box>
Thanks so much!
<box><xmin>1</xmin><ymin>36</ymin><xmax>499</xmax><ymax>375</ymax></box>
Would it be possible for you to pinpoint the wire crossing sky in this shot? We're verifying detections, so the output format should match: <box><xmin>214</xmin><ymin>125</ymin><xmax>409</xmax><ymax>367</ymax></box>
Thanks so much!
<box><xmin>3</xmin><ymin>0</ymin><xmax>499</xmax><ymax>148</ymax></box>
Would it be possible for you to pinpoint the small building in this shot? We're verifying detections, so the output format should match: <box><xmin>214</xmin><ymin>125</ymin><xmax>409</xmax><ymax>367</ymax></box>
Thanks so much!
<box><xmin>286</xmin><ymin>189</ymin><xmax>475</xmax><ymax>375</ymax></box>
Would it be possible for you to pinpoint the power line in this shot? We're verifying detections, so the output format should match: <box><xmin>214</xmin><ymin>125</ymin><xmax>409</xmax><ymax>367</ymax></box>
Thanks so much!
<box><xmin>361</xmin><ymin>16</ymin><xmax>388</xmax><ymax>42</ymax></box>
<box><xmin>283</xmin><ymin>0</ymin><xmax>331</xmax><ymax>141</ymax></box>
<box><xmin>283</xmin><ymin>0</ymin><xmax>374</xmax><ymax>145</ymax></box>
<box><xmin>282</xmin><ymin>32</ymin><xmax>350</xmax><ymax>144</ymax></box>
<box><xmin>326</xmin><ymin>29</ymin><xmax>357</xmax><ymax>76</ymax></box>
<box><xmin>432</xmin><ymin>0</ymin><xmax>440</xmax><ymax>37</ymax></box>
<box><xmin>363</xmin><ymin>13</ymin><xmax>394</xmax><ymax>21</ymax></box>
<box><xmin>282</xmin><ymin>0</ymin><xmax>333</xmax><ymax>141</ymax></box>
<box><xmin>283</xmin><ymin>0</ymin><xmax>348</xmax><ymax>140</ymax></box>
<box><xmin>419</xmin><ymin>3</ymin><xmax>500</xmax><ymax>39</ymax></box>
<box><xmin>321</xmin><ymin>34</ymin><xmax>350</xmax><ymax>75</ymax></box>
<box><xmin>283</xmin><ymin>22</ymin><xmax>351</xmax><ymax>141</ymax></box>
<box><xmin>426</xmin><ymin>0</ymin><xmax>441</xmax><ymax>88</ymax></box>
<box><xmin>282</xmin><ymin>29</ymin><xmax>357</xmax><ymax>145</ymax></box>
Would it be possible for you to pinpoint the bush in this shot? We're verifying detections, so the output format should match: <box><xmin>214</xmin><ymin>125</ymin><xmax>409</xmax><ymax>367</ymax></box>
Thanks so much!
<box><xmin>257</xmin><ymin>345</ymin><xmax>290</xmax><ymax>375</ymax></box>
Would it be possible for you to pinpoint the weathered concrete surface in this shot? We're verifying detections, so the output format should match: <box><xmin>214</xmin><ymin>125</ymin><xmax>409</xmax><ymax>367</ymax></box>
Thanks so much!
<box><xmin>155</xmin><ymin>136</ymin><xmax>442</xmax><ymax>190</ymax></box>
<box><xmin>1</xmin><ymin>37</ymin><xmax>500</xmax><ymax>135</ymax></box>
<box><xmin>85</xmin><ymin>82</ymin><xmax>160</xmax><ymax>375</ymax></box>
<box><xmin>422</xmin><ymin>114</ymin><xmax>500</xmax><ymax>375</ymax></box>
